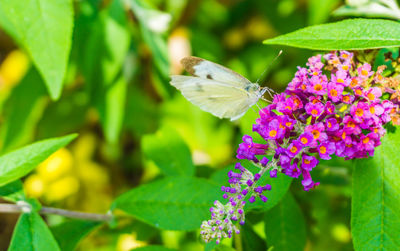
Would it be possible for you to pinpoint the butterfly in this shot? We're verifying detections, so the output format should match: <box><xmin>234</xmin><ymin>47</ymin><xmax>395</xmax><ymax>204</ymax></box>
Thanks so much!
<box><xmin>170</xmin><ymin>56</ymin><xmax>273</xmax><ymax>121</ymax></box>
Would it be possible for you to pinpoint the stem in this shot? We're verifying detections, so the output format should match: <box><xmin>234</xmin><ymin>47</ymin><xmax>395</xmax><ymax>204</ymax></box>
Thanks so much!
<box><xmin>234</xmin><ymin>226</ymin><xmax>243</xmax><ymax>251</ymax></box>
<box><xmin>0</xmin><ymin>203</ymin><xmax>112</xmax><ymax>222</ymax></box>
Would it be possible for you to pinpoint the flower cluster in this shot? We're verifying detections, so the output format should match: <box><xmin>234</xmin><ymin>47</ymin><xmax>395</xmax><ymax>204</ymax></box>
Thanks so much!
<box><xmin>200</xmin><ymin>51</ymin><xmax>400</xmax><ymax>244</ymax></box>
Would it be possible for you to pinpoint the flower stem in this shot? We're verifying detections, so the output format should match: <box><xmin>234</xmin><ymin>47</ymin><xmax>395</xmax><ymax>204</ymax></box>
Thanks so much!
<box><xmin>0</xmin><ymin>203</ymin><xmax>112</xmax><ymax>222</ymax></box>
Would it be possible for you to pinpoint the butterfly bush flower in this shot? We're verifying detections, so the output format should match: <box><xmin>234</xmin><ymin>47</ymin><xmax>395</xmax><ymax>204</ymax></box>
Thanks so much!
<box><xmin>200</xmin><ymin>51</ymin><xmax>400</xmax><ymax>244</ymax></box>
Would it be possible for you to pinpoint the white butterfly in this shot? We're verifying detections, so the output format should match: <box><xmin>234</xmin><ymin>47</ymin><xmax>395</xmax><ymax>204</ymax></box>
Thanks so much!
<box><xmin>170</xmin><ymin>56</ymin><xmax>271</xmax><ymax>121</ymax></box>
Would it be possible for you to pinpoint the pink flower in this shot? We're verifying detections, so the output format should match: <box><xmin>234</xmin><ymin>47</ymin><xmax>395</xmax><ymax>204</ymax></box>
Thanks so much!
<box><xmin>305</xmin><ymin>102</ymin><xmax>324</xmax><ymax>117</ymax></box>
<box><xmin>357</xmin><ymin>63</ymin><xmax>373</xmax><ymax>79</ymax></box>
<box><xmin>327</xmin><ymin>81</ymin><xmax>344</xmax><ymax>102</ymax></box>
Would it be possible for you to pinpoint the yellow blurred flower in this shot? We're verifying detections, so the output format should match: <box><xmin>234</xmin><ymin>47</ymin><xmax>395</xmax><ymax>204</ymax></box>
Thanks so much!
<box><xmin>24</xmin><ymin>174</ymin><xmax>46</xmax><ymax>198</ymax></box>
<box><xmin>331</xmin><ymin>223</ymin><xmax>351</xmax><ymax>243</ymax></box>
<box><xmin>223</xmin><ymin>28</ymin><xmax>246</xmax><ymax>50</ymax></box>
<box><xmin>116</xmin><ymin>233</ymin><xmax>146</xmax><ymax>251</ymax></box>
<box><xmin>37</xmin><ymin>148</ymin><xmax>73</xmax><ymax>182</ymax></box>
<box><xmin>244</xmin><ymin>16</ymin><xmax>275</xmax><ymax>41</ymax></box>
<box><xmin>0</xmin><ymin>50</ymin><xmax>29</xmax><ymax>91</ymax></box>
<box><xmin>45</xmin><ymin>176</ymin><xmax>80</xmax><ymax>201</ymax></box>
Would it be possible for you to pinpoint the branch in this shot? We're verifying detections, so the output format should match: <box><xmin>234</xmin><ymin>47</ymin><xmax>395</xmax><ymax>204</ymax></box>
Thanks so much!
<box><xmin>0</xmin><ymin>203</ymin><xmax>112</xmax><ymax>222</ymax></box>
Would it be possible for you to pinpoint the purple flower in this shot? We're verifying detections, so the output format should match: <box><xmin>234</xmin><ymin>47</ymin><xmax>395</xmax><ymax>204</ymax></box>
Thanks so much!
<box><xmin>236</xmin><ymin>135</ymin><xmax>268</xmax><ymax>162</ymax></box>
<box><xmin>270</xmin><ymin>169</ymin><xmax>277</xmax><ymax>178</ymax></box>
<box><xmin>325</xmin><ymin>101</ymin><xmax>335</xmax><ymax>114</ymax></box>
<box><xmin>262</xmin><ymin>119</ymin><xmax>285</xmax><ymax>140</ymax></box>
<box><xmin>357</xmin><ymin>63</ymin><xmax>373</xmax><ymax>79</ymax></box>
<box><xmin>327</xmin><ymin>81</ymin><xmax>344</xmax><ymax>102</ymax></box>
<box><xmin>325</xmin><ymin>117</ymin><xmax>339</xmax><ymax>132</ymax></box>
<box><xmin>297</xmin><ymin>132</ymin><xmax>314</xmax><ymax>147</ymax></box>
<box><xmin>364</xmin><ymin>87</ymin><xmax>382</xmax><ymax>103</ymax></box>
<box><xmin>301</xmin><ymin>154</ymin><xmax>319</xmax><ymax>171</ymax></box>
<box><xmin>305</xmin><ymin>102</ymin><xmax>324</xmax><ymax>117</ymax></box>
<box><xmin>308</xmin><ymin>75</ymin><xmax>327</xmax><ymax>95</ymax></box>
<box><xmin>301</xmin><ymin>169</ymin><xmax>320</xmax><ymax>191</ymax></box>
<box><xmin>287</xmin><ymin>141</ymin><xmax>303</xmax><ymax>157</ymax></box>
<box><xmin>342</xmin><ymin>94</ymin><xmax>355</xmax><ymax>104</ymax></box>
<box><xmin>343</xmin><ymin>116</ymin><xmax>361</xmax><ymax>135</ymax></box>
<box><xmin>358</xmin><ymin>133</ymin><xmax>380</xmax><ymax>151</ymax></box>
<box><xmin>317</xmin><ymin>142</ymin><xmax>336</xmax><ymax>160</ymax></box>
<box><xmin>283</xmin><ymin>161</ymin><xmax>301</xmax><ymax>178</ymax></box>
<box><xmin>331</xmin><ymin>70</ymin><xmax>350</xmax><ymax>87</ymax></box>
<box><xmin>350</xmin><ymin>102</ymin><xmax>371</xmax><ymax>123</ymax></box>
<box><xmin>305</xmin><ymin>123</ymin><xmax>328</xmax><ymax>144</ymax></box>
<box><xmin>260</xmin><ymin>157</ymin><xmax>269</xmax><ymax>167</ymax></box>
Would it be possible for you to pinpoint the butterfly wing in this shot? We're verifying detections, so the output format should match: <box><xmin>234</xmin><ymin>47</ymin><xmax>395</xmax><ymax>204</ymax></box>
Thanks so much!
<box><xmin>180</xmin><ymin>56</ymin><xmax>252</xmax><ymax>88</ymax></box>
<box><xmin>170</xmin><ymin>75</ymin><xmax>260</xmax><ymax>120</ymax></box>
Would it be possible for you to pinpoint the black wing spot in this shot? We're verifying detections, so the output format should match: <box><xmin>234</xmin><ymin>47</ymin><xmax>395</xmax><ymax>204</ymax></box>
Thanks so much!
<box><xmin>206</xmin><ymin>74</ymin><xmax>213</xmax><ymax>79</ymax></box>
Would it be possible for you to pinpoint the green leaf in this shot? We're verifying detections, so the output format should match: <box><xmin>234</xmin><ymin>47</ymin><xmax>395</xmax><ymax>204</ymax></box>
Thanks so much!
<box><xmin>0</xmin><ymin>134</ymin><xmax>77</xmax><ymax>187</ymax></box>
<box><xmin>263</xmin><ymin>18</ymin><xmax>400</xmax><ymax>50</ymax></box>
<box><xmin>245</xmin><ymin>169</ymin><xmax>293</xmax><ymax>212</ymax></box>
<box><xmin>0</xmin><ymin>68</ymin><xmax>47</xmax><ymax>153</ymax></box>
<box><xmin>80</xmin><ymin>0</ymin><xmax>130</xmax><ymax>144</ymax></box>
<box><xmin>242</xmin><ymin>224</ymin><xmax>267</xmax><ymax>251</ymax></box>
<box><xmin>8</xmin><ymin>212</ymin><xmax>60</xmax><ymax>251</ymax></box>
<box><xmin>264</xmin><ymin>192</ymin><xmax>306</xmax><ymax>251</ymax></box>
<box><xmin>132</xmin><ymin>246</ymin><xmax>176</xmax><ymax>251</ymax></box>
<box><xmin>126</xmin><ymin>0</ymin><xmax>172</xmax><ymax>98</ymax></box>
<box><xmin>112</xmin><ymin>177</ymin><xmax>222</xmax><ymax>230</ymax></box>
<box><xmin>0</xmin><ymin>180</ymin><xmax>25</xmax><ymax>202</ymax></box>
<box><xmin>51</xmin><ymin>219</ymin><xmax>100</xmax><ymax>251</ymax></box>
<box><xmin>214</xmin><ymin>245</ymin><xmax>236</xmax><ymax>251</ymax></box>
<box><xmin>142</xmin><ymin>126</ymin><xmax>195</xmax><ymax>177</ymax></box>
<box><xmin>126</xmin><ymin>0</ymin><xmax>170</xmax><ymax>77</ymax></box>
<box><xmin>0</xmin><ymin>0</ymin><xmax>74</xmax><ymax>100</ymax></box>
<box><xmin>308</xmin><ymin>0</ymin><xmax>340</xmax><ymax>25</ymax></box>
<box><xmin>352</xmin><ymin>130</ymin><xmax>400</xmax><ymax>250</ymax></box>
<box><xmin>97</xmin><ymin>76</ymin><xmax>127</xmax><ymax>144</ymax></box>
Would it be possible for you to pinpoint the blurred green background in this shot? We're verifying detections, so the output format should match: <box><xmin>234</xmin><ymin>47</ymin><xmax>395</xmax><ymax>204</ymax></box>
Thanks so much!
<box><xmin>0</xmin><ymin>0</ymin><xmax>356</xmax><ymax>250</ymax></box>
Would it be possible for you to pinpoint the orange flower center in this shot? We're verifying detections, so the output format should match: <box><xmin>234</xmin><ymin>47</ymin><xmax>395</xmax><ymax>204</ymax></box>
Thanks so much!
<box><xmin>342</xmin><ymin>131</ymin><xmax>346</xmax><ymax>140</ymax></box>
<box><xmin>300</xmin><ymin>137</ymin><xmax>308</xmax><ymax>144</ymax></box>
<box><xmin>342</xmin><ymin>65</ymin><xmax>349</xmax><ymax>71</ymax></box>
<box><xmin>337</xmin><ymin>78</ymin><xmax>344</xmax><ymax>84</ymax></box>
<box><xmin>269</xmin><ymin>130</ymin><xmax>277</xmax><ymax>137</ymax></box>
<box><xmin>343</xmin><ymin>96</ymin><xmax>350</xmax><ymax>102</ymax></box>
<box><xmin>356</xmin><ymin>108</ymin><xmax>364</xmax><ymax>117</ymax></box>
<box><xmin>286</xmin><ymin>122</ymin><xmax>292</xmax><ymax>127</ymax></box>
<box><xmin>311</xmin><ymin>109</ymin><xmax>319</xmax><ymax>116</ymax></box>
<box><xmin>361</xmin><ymin>69</ymin><xmax>369</xmax><ymax>76</ymax></box>
<box><xmin>319</xmin><ymin>146</ymin><xmax>327</xmax><ymax>154</ymax></box>
<box><xmin>290</xmin><ymin>146</ymin><xmax>298</xmax><ymax>153</ymax></box>
<box><xmin>304</xmin><ymin>159</ymin><xmax>311</xmax><ymax>164</ymax></box>
<box><xmin>330</xmin><ymin>89</ymin><xmax>338</xmax><ymax>97</ymax></box>
<box><xmin>363</xmin><ymin>137</ymin><xmax>370</xmax><ymax>144</ymax></box>
<box><xmin>367</xmin><ymin>93</ymin><xmax>375</xmax><ymax>100</ymax></box>
<box><xmin>312</xmin><ymin>130</ymin><xmax>320</xmax><ymax>139</ymax></box>
<box><xmin>370</xmin><ymin>106</ymin><xmax>375</xmax><ymax>114</ymax></box>
<box><xmin>328</xmin><ymin>122</ymin><xmax>332</xmax><ymax>128</ymax></box>
<box><xmin>347</xmin><ymin>121</ymin><xmax>355</xmax><ymax>128</ymax></box>
<box><xmin>355</xmin><ymin>89</ymin><xmax>363</xmax><ymax>95</ymax></box>
<box><xmin>314</xmin><ymin>84</ymin><xmax>322</xmax><ymax>91</ymax></box>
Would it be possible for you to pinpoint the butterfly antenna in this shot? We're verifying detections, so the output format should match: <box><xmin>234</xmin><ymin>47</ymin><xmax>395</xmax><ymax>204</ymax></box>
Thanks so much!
<box><xmin>255</xmin><ymin>50</ymin><xmax>283</xmax><ymax>84</ymax></box>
